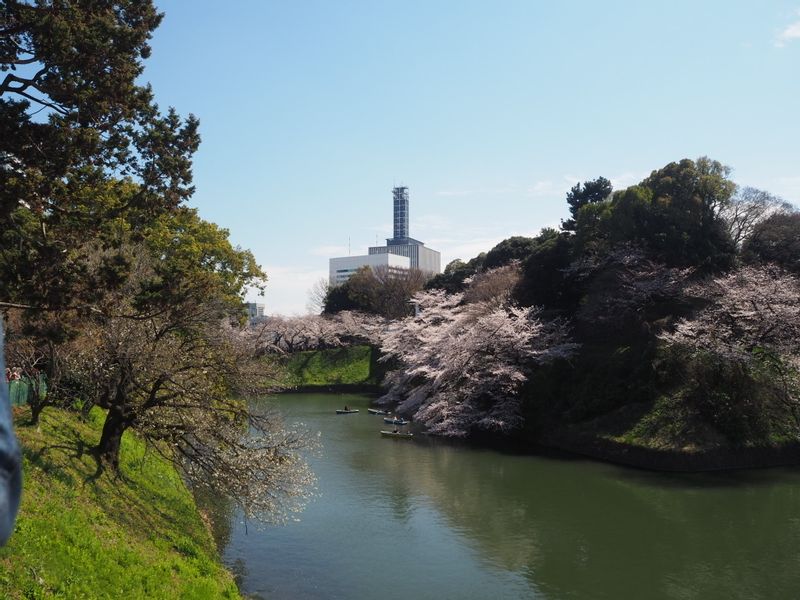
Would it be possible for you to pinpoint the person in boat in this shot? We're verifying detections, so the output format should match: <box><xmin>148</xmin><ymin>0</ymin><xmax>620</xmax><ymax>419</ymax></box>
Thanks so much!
<box><xmin>344</xmin><ymin>405</ymin><xmax>349</xmax><ymax>411</ymax></box>
<box><xmin>392</xmin><ymin>427</ymin><xmax>399</xmax><ymax>434</ymax></box>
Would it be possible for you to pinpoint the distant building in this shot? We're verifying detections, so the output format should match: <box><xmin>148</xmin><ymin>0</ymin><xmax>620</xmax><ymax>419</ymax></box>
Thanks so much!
<box><xmin>368</xmin><ymin>186</ymin><xmax>441</xmax><ymax>274</ymax></box>
<box><xmin>244</xmin><ymin>302</ymin><xmax>266</xmax><ymax>320</ymax></box>
<box><xmin>368</xmin><ymin>241</ymin><xmax>441</xmax><ymax>274</ymax></box>
<box><xmin>329</xmin><ymin>186</ymin><xmax>441</xmax><ymax>285</ymax></box>
<box><xmin>329</xmin><ymin>252</ymin><xmax>411</xmax><ymax>286</ymax></box>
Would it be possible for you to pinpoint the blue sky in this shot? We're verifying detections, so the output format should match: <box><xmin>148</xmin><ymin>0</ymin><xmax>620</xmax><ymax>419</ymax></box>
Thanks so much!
<box><xmin>146</xmin><ymin>1</ymin><xmax>800</xmax><ymax>314</ymax></box>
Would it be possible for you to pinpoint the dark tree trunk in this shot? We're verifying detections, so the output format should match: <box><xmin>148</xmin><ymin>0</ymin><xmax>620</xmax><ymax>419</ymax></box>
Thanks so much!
<box><xmin>80</xmin><ymin>399</ymin><xmax>95</xmax><ymax>421</ymax></box>
<box><xmin>29</xmin><ymin>400</ymin><xmax>44</xmax><ymax>426</ymax></box>
<box><xmin>96</xmin><ymin>405</ymin><xmax>133</xmax><ymax>471</ymax></box>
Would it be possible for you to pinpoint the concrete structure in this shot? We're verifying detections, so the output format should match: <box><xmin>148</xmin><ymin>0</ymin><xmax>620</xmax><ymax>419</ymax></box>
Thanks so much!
<box><xmin>368</xmin><ymin>242</ymin><xmax>440</xmax><ymax>274</ymax></box>
<box><xmin>328</xmin><ymin>185</ymin><xmax>441</xmax><ymax>285</ymax></box>
<box><xmin>329</xmin><ymin>252</ymin><xmax>410</xmax><ymax>285</ymax></box>
<box><xmin>391</xmin><ymin>185</ymin><xmax>409</xmax><ymax>241</ymax></box>
<box><xmin>369</xmin><ymin>186</ymin><xmax>440</xmax><ymax>274</ymax></box>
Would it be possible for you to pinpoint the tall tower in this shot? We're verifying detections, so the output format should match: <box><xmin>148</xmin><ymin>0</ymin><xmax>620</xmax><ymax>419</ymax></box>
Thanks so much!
<box><xmin>392</xmin><ymin>186</ymin><xmax>409</xmax><ymax>242</ymax></box>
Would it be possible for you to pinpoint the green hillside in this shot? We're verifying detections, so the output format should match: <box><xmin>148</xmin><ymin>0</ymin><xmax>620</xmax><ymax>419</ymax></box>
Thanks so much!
<box><xmin>0</xmin><ymin>407</ymin><xmax>240</xmax><ymax>599</ymax></box>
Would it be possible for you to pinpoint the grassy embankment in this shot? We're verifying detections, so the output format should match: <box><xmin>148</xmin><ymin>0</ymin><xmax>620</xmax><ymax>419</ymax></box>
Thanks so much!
<box><xmin>0</xmin><ymin>407</ymin><xmax>241</xmax><ymax>599</ymax></box>
<box><xmin>521</xmin><ymin>343</ymin><xmax>800</xmax><ymax>470</ymax></box>
<box><xmin>279</xmin><ymin>344</ymin><xmax>385</xmax><ymax>389</ymax></box>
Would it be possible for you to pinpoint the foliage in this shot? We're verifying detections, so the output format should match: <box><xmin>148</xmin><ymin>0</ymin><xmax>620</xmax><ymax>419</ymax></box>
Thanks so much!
<box><xmin>514</xmin><ymin>229</ymin><xmax>576</xmax><ymax>309</ymax></box>
<box><xmin>139</xmin><ymin>206</ymin><xmax>265</xmax><ymax>310</ymax></box>
<box><xmin>720</xmin><ymin>186</ymin><xmax>793</xmax><ymax>248</ymax></box>
<box><xmin>379</xmin><ymin>273</ymin><xmax>578</xmax><ymax>437</ymax></box>
<box><xmin>425</xmin><ymin>253</ymin><xmax>486</xmax><ymax>293</ymax></box>
<box><xmin>252</xmin><ymin>311</ymin><xmax>384</xmax><ymax>355</ymax></box>
<box><xmin>321</xmin><ymin>281</ymin><xmax>360</xmax><ymax>314</ymax></box>
<box><xmin>279</xmin><ymin>345</ymin><xmax>378</xmax><ymax>388</ymax></box>
<box><xmin>483</xmin><ymin>236</ymin><xmax>539</xmax><ymax>270</ymax></box>
<box><xmin>56</xmin><ymin>240</ymin><xmax>313</xmax><ymax>522</ymax></box>
<box><xmin>462</xmin><ymin>263</ymin><xmax>522</xmax><ymax>306</ymax></box>
<box><xmin>659</xmin><ymin>265</ymin><xmax>800</xmax><ymax>361</ymax></box>
<box><xmin>567</xmin><ymin>245</ymin><xmax>692</xmax><ymax>341</ymax></box>
<box><xmin>1</xmin><ymin>1</ymin><xmax>201</xmax><ymax>325</ymax></box>
<box><xmin>572</xmin><ymin>158</ymin><xmax>736</xmax><ymax>270</ymax></box>
<box><xmin>742</xmin><ymin>212</ymin><xmax>800</xmax><ymax>274</ymax></box>
<box><xmin>658</xmin><ymin>266</ymin><xmax>800</xmax><ymax>441</ymax></box>
<box><xmin>365</xmin><ymin>157</ymin><xmax>799</xmax><ymax>452</ymax></box>
<box><xmin>1</xmin><ymin>0</ymin><xmax>198</xmax><ymax>220</ymax></box>
<box><xmin>0</xmin><ymin>407</ymin><xmax>240</xmax><ymax>599</ymax></box>
<box><xmin>306</xmin><ymin>277</ymin><xmax>330</xmax><ymax>314</ymax></box>
<box><xmin>561</xmin><ymin>176</ymin><xmax>612</xmax><ymax>231</ymax></box>
<box><xmin>323</xmin><ymin>266</ymin><xmax>427</xmax><ymax>319</ymax></box>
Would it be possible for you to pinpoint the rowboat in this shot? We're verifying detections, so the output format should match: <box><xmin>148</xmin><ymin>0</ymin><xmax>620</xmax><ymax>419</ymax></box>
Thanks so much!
<box><xmin>380</xmin><ymin>430</ymin><xmax>413</xmax><ymax>439</ymax></box>
<box><xmin>383</xmin><ymin>417</ymin><xmax>408</xmax><ymax>425</ymax></box>
<box><xmin>335</xmin><ymin>409</ymin><xmax>359</xmax><ymax>414</ymax></box>
<box><xmin>367</xmin><ymin>408</ymin><xmax>389</xmax><ymax>415</ymax></box>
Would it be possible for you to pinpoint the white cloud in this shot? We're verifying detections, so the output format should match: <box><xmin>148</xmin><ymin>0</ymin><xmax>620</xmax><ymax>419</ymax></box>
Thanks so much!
<box><xmin>526</xmin><ymin>177</ymin><xmax>579</xmax><ymax>199</ymax></box>
<box><xmin>526</xmin><ymin>172</ymin><xmax>644</xmax><ymax>200</ymax></box>
<box><xmin>775</xmin><ymin>9</ymin><xmax>800</xmax><ymax>47</ymax></box>
<box><xmin>609</xmin><ymin>171</ymin><xmax>646</xmax><ymax>189</ymax></box>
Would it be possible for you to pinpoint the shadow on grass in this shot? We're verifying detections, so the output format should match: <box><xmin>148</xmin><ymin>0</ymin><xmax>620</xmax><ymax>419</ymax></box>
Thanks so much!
<box><xmin>17</xmin><ymin>408</ymin><xmax>211</xmax><ymax>558</ymax></box>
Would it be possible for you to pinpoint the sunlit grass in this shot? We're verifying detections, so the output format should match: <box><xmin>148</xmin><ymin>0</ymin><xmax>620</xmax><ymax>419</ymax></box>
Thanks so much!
<box><xmin>280</xmin><ymin>344</ymin><xmax>376</xmax><ymax>387</ymax></box>
<box><xmin>0</xmin><ymin>407</ymin><xmax>241</xmax><ymax>599</ymax></box>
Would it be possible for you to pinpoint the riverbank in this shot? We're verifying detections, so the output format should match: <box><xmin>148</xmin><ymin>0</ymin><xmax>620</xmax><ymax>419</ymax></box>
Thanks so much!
<box><xmin>278</xmin><ymin>345</ymin><xmax>386</xmax><ymax>392</ymax></box>
<box><xmin>0</xmin><ymin>407</ymin><xmax>241</xmax><ymax>599</ymax></box>
<box><xmin>280</xmin><ymin>346</ymin><xmax>800</xmax><ymax>471</ymax></box>
<box><xmin>538</xmin><ymin>431</ymin><xmax>800</xmax><ymax>472</ymax></box>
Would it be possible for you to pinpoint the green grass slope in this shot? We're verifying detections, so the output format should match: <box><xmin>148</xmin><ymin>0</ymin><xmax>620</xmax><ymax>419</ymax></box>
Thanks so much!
<box><xmin>0</xmin><ymin>407</ymin><xmax>240</xmax><ymax>599</ymax></box>
<box><xmin>280</xmin><ymin>345</ymin><xmax>382</xmax><ymax>388</ymax></box>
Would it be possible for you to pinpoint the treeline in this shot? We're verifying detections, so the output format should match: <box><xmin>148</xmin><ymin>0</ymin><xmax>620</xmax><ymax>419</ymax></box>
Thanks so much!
<box><xmin>324</xmin><ymin>158</ymin><xmax>800</xmax><ymax>448</ymax></box>
<box><xmin>1</xmin><ymin>1</ymin><xmax>311</xmax><ymax>521</ymax></box>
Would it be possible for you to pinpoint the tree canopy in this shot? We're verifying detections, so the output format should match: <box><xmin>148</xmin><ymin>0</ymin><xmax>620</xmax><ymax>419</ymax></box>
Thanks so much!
<box><xmin>561</xmin><ymin>176</ymin><xmax>612</xmax><ymax>231</ymax></box>
<box><xmin>742</xmin><ymin>212</ymin><xmax>800</xmax><ymax>274</ymax></box>
<box><xmin>1</xmin><ymin>0</ymin><xmax>200</xmax><ymax>316</ymax></box>
<box><xmin>0</xmin><ymin>1</ymin><xmax>319</xmax><ymax>523</ymax></box>
<box><xmin>323</xmin><ymin>266</ymin><xmax>427</xmax><ymax>319</ymax></box>
<box><xmin>384</xmin><ymin>157</ymin><xmax>800</xmax><ymax>448</ymax></box>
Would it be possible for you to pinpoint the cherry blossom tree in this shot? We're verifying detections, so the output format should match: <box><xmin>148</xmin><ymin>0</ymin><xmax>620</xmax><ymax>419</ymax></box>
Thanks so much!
<box><xmin>379</xmin><ymin>282</ymin><xmax>578</xmax><ymax>437</ymax></box>
<box><xmin>659</xmin><ymin>265</ymin><xmax>800</xmax><ymax>361</ymax></box>
<box><xmin>719</xmin><ymin>187</ymin><xmax>793</xmax><ymax>248</ymax></box>
<box><xmin>251</xmin><ymin>311</ymin><xmax>385</xmax><ymax>355</ymax></box>
<box><xmin>658</xmin><ymin>266</ymin><xmax>800</xmax><ymax>433</ymax></box>
<box><xmin>63</xmin><ymin>297</ymin><xmax>316</xmax><ymax>523</ymax></box>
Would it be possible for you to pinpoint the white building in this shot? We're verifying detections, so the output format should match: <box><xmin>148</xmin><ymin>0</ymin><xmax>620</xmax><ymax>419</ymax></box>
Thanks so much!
<box><xmin>327</xmin><ymin>185</ymin><xmax>441</xmax><ymax>286</ymax></box>
<box><xmin>368</xmin><ymin>242</ymin><xmax>440</xmax><ymax>274</ymax></box>
<box><xmin>329</xmin><ymin>252</ymin><xmax>411</xmax><ymax>286</ymax></box>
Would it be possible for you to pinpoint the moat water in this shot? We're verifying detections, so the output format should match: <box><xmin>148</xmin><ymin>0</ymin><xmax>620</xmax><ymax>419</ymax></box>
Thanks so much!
<box><xmin>219</xmin><ymin>393</ymin><xmax>800</xmax><ymax>599</ymax></box>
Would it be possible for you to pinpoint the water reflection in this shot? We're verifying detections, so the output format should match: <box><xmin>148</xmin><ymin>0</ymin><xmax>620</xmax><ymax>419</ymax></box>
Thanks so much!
<box><xmin>223</xmin><ymin>394</ymin><xmax>800</xmax><ymax>600</ymax></box>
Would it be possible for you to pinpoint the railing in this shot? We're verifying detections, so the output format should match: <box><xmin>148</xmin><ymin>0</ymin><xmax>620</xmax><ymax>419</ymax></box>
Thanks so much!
<box><xmin>7</xmin><ymin>376</ymin><xmax>47</xmax><ymax>407</ymax></box>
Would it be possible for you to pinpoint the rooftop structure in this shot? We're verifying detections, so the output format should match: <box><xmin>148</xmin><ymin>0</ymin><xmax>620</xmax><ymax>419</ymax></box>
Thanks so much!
<box><xmin>329</xmin><ymin>185</ymin><xmax>441</xmax><ymax>285</ymax></box>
